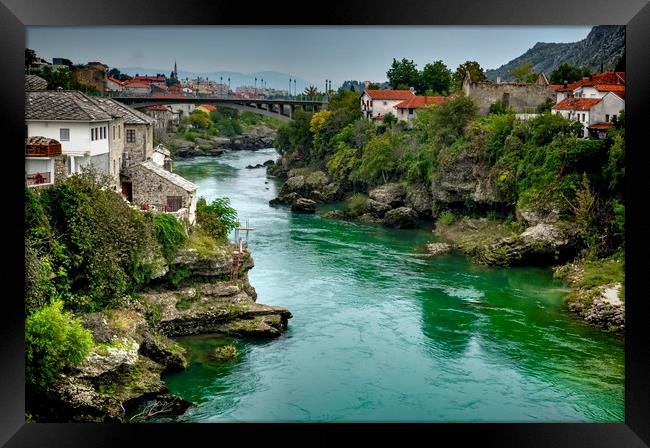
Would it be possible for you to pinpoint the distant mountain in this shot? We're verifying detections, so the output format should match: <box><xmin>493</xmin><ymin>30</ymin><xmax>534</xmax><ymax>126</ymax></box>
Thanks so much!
<box><xmin>340</xmin><ymin>80</ymin><xmax>390</xmax><ymax>92</ymax></box>
<box><xmin>116</xmin><ymin>67</ymin><xmax>312</xmax><ymax>92</ymax></box>
<box><xmin>485</xmin><ymin>25</ymin><xmax>625</xmax><ymax>82</ymax></box>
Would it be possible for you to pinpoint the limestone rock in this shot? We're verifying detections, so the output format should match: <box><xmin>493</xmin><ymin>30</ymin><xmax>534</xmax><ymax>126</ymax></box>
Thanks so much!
<box><xmin>405</xmin><ymin>184</ymin><xmax>433</xmax><ymax>217</ymax></box>
<box><xmin>364</xmin><ymin>199</ymin><xmax>392</xmax><ymax>218</ymax></box>
<box><xmin>425</xmin><ymin>242</ymin><xmax>453</xmax><ymax>256</ymax></box>
<box><xmin>383</xmin><ymin>207</ymin><xmax>419</xmax><ymax>229</ymax></box>
<box><xmin>291</xmin><ymin>198</ymin><xmax>317</xmax><ymax>213</ymax></box>
<box><xmin>369</xmin><ymin>183</ymin><xmax>406</xmax><ymax>208</ymax></box>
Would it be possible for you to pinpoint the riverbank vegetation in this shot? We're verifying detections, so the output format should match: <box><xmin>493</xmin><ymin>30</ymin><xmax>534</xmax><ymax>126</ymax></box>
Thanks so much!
<box><xmin>270</xmin><ymin>72</ymin><xmax>625</xmax><ymax>330</ymax></box>
<box><xmin>24</xmin><ymin>170</ymin><xmax>239</xmax><ymax>394</ymax></box>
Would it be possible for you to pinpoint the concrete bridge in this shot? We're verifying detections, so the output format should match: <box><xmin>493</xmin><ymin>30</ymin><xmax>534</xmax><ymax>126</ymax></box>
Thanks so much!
<box><xmin>108</xmin><ymin>94</ymin><xmax>329</xmax><ymax>121</ymax></box>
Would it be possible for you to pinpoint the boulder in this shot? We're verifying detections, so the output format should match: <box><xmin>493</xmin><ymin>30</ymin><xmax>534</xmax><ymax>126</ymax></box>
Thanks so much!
<box><xmin>263</xmin><ymin>159</ymin><xmax>275</xmax><ymax>166</ymax></box>
<box><xmin>139</xmin><ymin>332</ymin><xmax>187</xmax><ymax>371</ymax></box>
<box><xmin>405</xmin><ymin>185</ymin><xmax>433</xmax><ymax>217</ymax></box>
<box><xmin>323</xmin><ymin>210</ymin><xmax>350</xmax><ymax>220</ymax></box>
<box><xmin>369</xmin><ymin>184</ymin><xmax>406</xmax><ymax>208</ymax></box>
<box><xmin>291</xmin><ymin>198</ymin><xmax>317</xmax><ymax>214</ymax></box>
<box><xmin>383</xmin><ymin>207</ymin><xmax>419</xmax><ymax>229</ymax></box>
<box><xmin>425</xmin><ymin>242</ymin><xmax>453</xmax><ymax>256</ymax></box>
<box><xmin>304</xmin><ymin>171</ymin><xmax>330</xmax><ymax>190</ymax></box>
<box><xmin>364</xmin><ymin>199</ymin><xmax>392</xmax><ymax>218</ymax></box>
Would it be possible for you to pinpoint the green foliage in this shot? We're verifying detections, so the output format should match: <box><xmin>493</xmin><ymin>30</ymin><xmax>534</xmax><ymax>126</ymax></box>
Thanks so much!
<box><xmin>420</xmin><ymin>60</ymin><xmax>452</xmax><ymax>95</ymax></box>
<box><xmin>536</xmin><ymin>98</ymin><xmax>555</xmax><ymax>114</ymax></box>
<box><xmin>347</xmin><ymin>193</ymin><xmax>368</xmax><ymax>215</ymax></box>
<box><xmin>451</xmin><ymin>61</ymin><xmax>487</xmax><ymax>92</ymax></box>
<box><xmin>153</xmin><ymin>214</ymin><xmax>187</xmax><ymax>261</ymax></box>
<box><xmin>327</xmin><ymin>144</ymin><xmax>362</xmax><ymax>182</ymax></box>
<box><xmin>168</xmin><ymin>265</ymin><xmax>191</xmax><ymax>288</ymax></box>
<box><xmin>383</xmin><ymin>112</ymin><xmax>397</xmax><ymax>127</ymax></box>
<box><xmin>438</xmin><ymin>210</ymin><xmax>456</xmax><ymax>226</ymax></box>
<box><xmin>413</xmin><ymin>95</ymin><xmax>478</xmax><ymax>147</ymax></box>
<box><xmin>196</xmin><ymin>197</ymin><xmax>239</xmax><ymax>241</ymax></box>
<box><xmin>189</xmin><ymin>110</ymin><xmax>212</xmax><ymax>129</ymax></box>
<box><xmin>356</xmin><ymin>132</ymin><xmax>400</xmax><ymax>184</ymax></box>
<box><xmin>35</xmin><ymin>66</ymin><xmax>98</xmax><ymax>93</ymax></box>
<box><xmin>25</xmin><ymin>242</ymin><xmax>57</xmax><ymax>315</ymax></box>
<box><xmin>549</xmin><ymin>63</ymin><xmax>591</xmax><ymax>84</ymax></box>
<box><xmin>488</xmin><ymin>100</ymin><xmax>513</xmax><ymax>115</ymax></box>
<box><xmin>511</xmin><ymin>62</ymin><xmax>538</xmax><ymax>83</ymax></box>
<box><xmin>25</xmin><ymin>300</ymin><xmax>94</xmax><ymax>388</ymax></box>
<box><xmin>25</xmin><ymin>170</ymin><xmax>160</xmax><ymax>312</ymax></box>
<box><xmin>387</xmin><ymin>58</ymin><xmax>420</xmax><ymax>90</ymax></box>
<box><xmin>604</xmin><ymin>124</ymin><xmax>625</xmax><ymax>192</ymax></box>
<box><xmin>274</xmin><ymin>109</ymin><xmax>313</xmax><ymax>157</ymax></box>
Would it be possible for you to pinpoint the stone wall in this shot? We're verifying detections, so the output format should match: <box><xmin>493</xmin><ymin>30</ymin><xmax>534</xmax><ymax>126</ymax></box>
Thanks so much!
<box><xmin>109</xmin><ymin>118</ymin><xmax>125</xmax><ymax>191</ymax></box>
<box><xmin>464</xmin><ymin>81</ymin><xmax>555</xmax><ymax>115</ymax></box>
<box><xmin>130</xmin><ymin>164</ymin><xmax>197</xmax><ymax>223</ymax></box>
<box><xmin>73</xmin><ymin>67</ymin><xmax>107</xmax><ymax>93</ymax></box>
<box><xmin>54</xmin><ymin>155</ymin><xmax>66</xmax><ymax>185</ymax></box>
<box><xmin>76</xmin><ymin>153</ymin><xmax>110</xmax><ymax>178</ymax></box>
<box><xmin>124</xmin><ymin>124</ymin><xmax>153</xmax><ymax>165</ymax></box>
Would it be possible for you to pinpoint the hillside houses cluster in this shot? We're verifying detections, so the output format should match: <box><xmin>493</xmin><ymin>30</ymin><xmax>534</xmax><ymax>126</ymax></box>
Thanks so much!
<box><xmin>359</xmin><ymin>70</ymin><xmax>625</xmax><ymax>138</ymax></box>
<box><xmin>24</xmin><ymin>77</ymin><xmax>198</xmax><ymax>224</ymax></box>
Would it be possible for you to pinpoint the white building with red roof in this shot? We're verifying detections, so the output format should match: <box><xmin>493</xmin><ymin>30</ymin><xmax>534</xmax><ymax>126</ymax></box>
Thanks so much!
<box><xmin>360</xmin><ymin>89</ymin><xmax>415</xmax><ymax>120</ymax></box>
<box><xmin>106</xmin><ymin>76</ymin><xmax>125</xmax><ymax>92</ymax></box>
<box><xmin>551</xmin><ymin>72</ymin><xmax>625</xmax><ymax>104</ymax></box>
<box><xmin>551</xmin><ymin>91</ymin><xmax>624</xmax><ymax>138</ymax></box>
<box><xmin>393</xmin><ymin>95</ymin><xmax>448</xmax><ymax>124</ymax></box>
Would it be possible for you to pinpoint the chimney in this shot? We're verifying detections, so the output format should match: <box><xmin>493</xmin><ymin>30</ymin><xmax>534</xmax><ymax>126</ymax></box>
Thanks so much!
<box><xmin>409</xmin><ymin>86</ymin><xmax>415</xmax><ymax>93</ymax></box>
<box><xmin>563</xmin><ymin>80</ymin><xmax>568</xmax><ymax>89</ymax></box>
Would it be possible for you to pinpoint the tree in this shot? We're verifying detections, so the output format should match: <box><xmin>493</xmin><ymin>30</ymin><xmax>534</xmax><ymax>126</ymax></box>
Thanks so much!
<box><xmin>38</xmin><ymin>66</ymin><xmax>98</xmax><ymax>93</ymax></box>
<box><xmin>614</xmin><ymin>52</ymin><xmax>625</xmax><ymax>72</ymax></box>
<box><xmin>451</xmin><ymin>61</ymin><xmax>487</xmax><ymax>92</ymax></box>
<box><xmin>511</xmin><ymin>62</ymin><xmax>538</xmax><ymax>83</ymax></box>
<box><xmin>367</xmin><ymin>82</ymin><xmax>380</xmax><ymax>90</ymax></box>
<box><xmin>419</xmin><ymin>60</ymin><xmax>452</xmax><ymax>95</ymax></box>
<box><xmin>549</xmin><ymin>63</ymin><xmax>591</xmax><ymax>84</ymax></box>
<box><xmin>304</xmin><ymin>85</ymin><xmax>319</xmax><ymax>96</ymax></box>
<box><xmin>189</xmin><ymin>110</ymin><xmax>212</xmax><ymax>129</ymax></box>
<box><xmin>25</xmin><ymin>48</ymin><xmax>37</xmax><ymax>71</ymax></box>
<box><xmin>386</xmin><ymin>58</ymin><xmax>419</xmax><ymax>90</ymax></box>
<box><xmin>383</xmin><ymin>112</ymin><xmax>397</xmax><ymax>127</ymax></box>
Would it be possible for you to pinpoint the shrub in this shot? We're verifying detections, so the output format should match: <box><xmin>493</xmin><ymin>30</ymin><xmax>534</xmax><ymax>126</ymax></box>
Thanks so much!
<box><xmin>153</xmin><ymin>213</ymin><xmax>187</xmax><ymax>261</ymax></box>
<box><xmin>25</xmin><ymin>300</ymin><xmax>94</xmax><ymax>388</ymax></box>
<box><xmin>196</xmin><ymin>197</ymin><xmax>239</xmax><ymax>241</ymax></box>
<box><xmin>347</xmin><ymin>193</ymin><xmax>368</xmax><ymax>215</ymax></box>
<box><xmin>438</xmin><ymin>210</ymin><xmax>456</xmax><ymax>226</ymax></box>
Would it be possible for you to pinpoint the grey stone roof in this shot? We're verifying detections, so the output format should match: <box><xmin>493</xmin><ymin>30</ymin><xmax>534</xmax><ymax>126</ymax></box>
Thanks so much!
<box><xmin>85</xmin><ymin>96</ymin><xmax>156</xmax><ymax>125</ymax></box>
<box><xmin>26</xmin><ymin>91</ymin><xmax>113</xmax><ymax>121</ymax></box>
<box><xmin>154</xmin><ymin>144</ymin><xmax>171</xmax><ymax>157</ymax></box>
<box><xmin>133</xmin><ymin>160</ymin><xmax>197</xmax><ymax>192</ymax></box>
<box><xmin>25</xmin><ymin>75</ymin><xmax>48</xmax><ymax>91</ymax></box>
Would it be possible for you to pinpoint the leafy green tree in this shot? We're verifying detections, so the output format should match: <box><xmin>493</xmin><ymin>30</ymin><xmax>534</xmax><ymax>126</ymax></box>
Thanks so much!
<box><xmin>304</xmin><ymin>85</ymin><xmax>320</xmax><ymax>96</ymax></box>
<box><xmin>274</xmin><ymin>109</ymin><xmax>313</xmax><ymax>157</ymax></box>
<box><xmin>511</xmin><ymin>62</ymin><xmax>538</xmax><ymax>83</ymax></box>
<box><xmin>549</xmin><ymin>63</ymin><xmax>591</xmax><ymax>84</ymax></box>
<box><xmin>451</xmin><ymin>61</ymin><xmax>487</xmax><ymax>92</ymax></box>
<box><xmin>196</xmin><ymin>197</ymin><xmax>239</xmax><ymax>242</ymax></box>
<box><xmin>37</xmin><ymin>66</ymin><xmax>98</xmax><ymax>93</ymax></box>
<box><xmin>383</xmin><ymin>112</ymin><xmax>397</xmax><ymax>127</ymax></box>
<box><xmin>420</xmin><ymin>60</ymin><xmax>452</xmax><ymax>95</ymax></box>
<box><xmin>25</xmin><ymin>300</ymin><xmax>94</xmax><ymax>388</ymax></box>
<box><xmin>488</xmin><ymin>100</ymin><xmax>512</xmax><ymax>115</ymax></box>
<box><xmin>413</xmin><ymin>95</ymin><xmax>478</xmax><ymax>147</ymax></box>
<box><xmin>386</xmin><ymin>58</ymin><xmax>420</xmax><ymax>90</ymax></box>
<box><xmin>189</xmin><ymin>110</ymin><xmax>212</xmax><ymax>129</ymax></box>
<box><xmin>153</xmin><ymin>214</ymin><xmax>187</xmax><ymax>261</ymax></box>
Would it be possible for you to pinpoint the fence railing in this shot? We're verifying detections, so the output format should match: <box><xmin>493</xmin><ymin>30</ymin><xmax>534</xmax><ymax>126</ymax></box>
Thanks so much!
<box><xmin>26</xmin><ymin>172</ymin><xmax>52</xmax><ymax>186</ymax></box>
<box><xmin>98</xmin><ymin>91</ymin><xmax>329</xmax><ymax>103</ymax></box>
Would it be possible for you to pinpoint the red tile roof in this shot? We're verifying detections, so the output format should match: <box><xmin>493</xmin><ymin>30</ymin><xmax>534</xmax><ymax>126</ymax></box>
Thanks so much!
<box><xmin>365</xmin><ymin>89</ymin><xmax>415</xmax><ymax>100</ymax></box>
<box><xmin>394</xmin><ymin>96</ymin><xmax>447</xmax><ymax>109</ymax></box>
<box><xmin>107</xmin><ymin>76</ymin><xmax>125</xmax><ymax>86</ymax></box>
<box><xmin>198</xmin><ymin>104</ymin><xmax>216</xmax><ymax>111</ymax></box>
<box><xmin>147</xmin><ymin>105</ymin><xmax>171</xmax><ymax>111</ymax></box>
<box><xmin>589</xmin><ymin>122</ymin><xmax>615</xmax><ymax>130</ymax></box>
<box><xmin>552</xmin><ymin>97</ymin><xmax>602</xmax><ymax>111</ymax></box>
<box><xmin>594</xmin><ymin>84</ymin><xmax>625</xmax><ymax>92</ymax></box>
<box><xmin>123</xmin><ymin>80</ymin><xmax>151</xmax><ymax>88</ymax></box>
<box><xmin>133</xmin><ymin>75</ymin><xmax>167</xmax><ymax>83</ymax></box>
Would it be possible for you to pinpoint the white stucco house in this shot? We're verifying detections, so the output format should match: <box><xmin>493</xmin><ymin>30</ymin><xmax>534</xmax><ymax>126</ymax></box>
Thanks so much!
<box><xmin>393</xmin><ymin>95</ymin><xmax>447</xmax><ymax>125</ymax></box>
<box><xmin>551</xmin><ymin>71</ymin><xmax>625</xmax><ymax>104</ymax></box>
<box><xmin>360</xmin><ymin>89</ymin><xmax>415</xmax><ymax>120</ymax></box>
<box><xmin>551</xmin><ymin>91</ymin><xmax>625</xmax><ymax>138</ymax></box>
<box><xmin>26</xmin><ymin>91</ymin><xmax>115</xmax><ymax>181</ymax></box>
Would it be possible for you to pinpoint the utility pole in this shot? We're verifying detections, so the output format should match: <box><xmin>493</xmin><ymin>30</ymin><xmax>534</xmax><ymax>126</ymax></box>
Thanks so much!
<box><xmin>289</xmin><ymin>78</ymin><xmax>292</xmax><ymax>98</ymax></box>
<box><xmin>294</xmin><ymin>79</ymin><xmax>296</xmax><ymax>97</ymax></box>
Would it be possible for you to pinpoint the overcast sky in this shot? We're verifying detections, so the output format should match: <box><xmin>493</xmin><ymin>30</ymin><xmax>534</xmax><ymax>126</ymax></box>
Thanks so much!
<box><xmin>27</xmin><ymin>26</ymin><xmax>592</xmax><ymax>86</ymax></box>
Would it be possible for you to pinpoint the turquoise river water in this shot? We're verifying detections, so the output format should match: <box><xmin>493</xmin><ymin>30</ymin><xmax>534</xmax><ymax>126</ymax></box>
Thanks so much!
<box><xmin>163</xmin><ymin>148</ymin><xmax>624</xmax><ymax>422</ymax></box>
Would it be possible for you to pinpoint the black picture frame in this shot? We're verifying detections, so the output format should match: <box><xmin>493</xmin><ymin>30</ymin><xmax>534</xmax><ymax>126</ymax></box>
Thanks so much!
<box><xmin>1</xmin><ymin>0</ymin><xmax>648</xmax><ymax>446</ymax></box>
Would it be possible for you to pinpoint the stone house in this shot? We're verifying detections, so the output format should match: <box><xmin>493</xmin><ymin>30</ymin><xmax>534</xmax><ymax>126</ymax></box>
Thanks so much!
<box><xmin>360</xmin><ymin>89</ymin><xmax>415</xmax><ymax>120</ymax></box>
<box><xmin>551</xmin><ymin>91</ymin><xmax>625</xmax><ymax>138</ymax></box>
<box><xmin>26</xmin><ymin>90</ymin><xmax>115</xmax><ymax>185</ymax></box>
<box><xmin>393</xmin><ymin>95</ymin><xmax>447</xmax><ymax>125</ymax></box>
<box><xmin>106</xmin><ymin>76</ymin><xmax>125</xmax><ymax>92</ymax></box>
<box><xmin>122</xmin><ymin>80</ymin><xmax>151</xmax><ymax>94</ymax></box>
<box><xmin>129</xmin><ymin>161</ymin><xmax>197</xmax><ymax>224</ymax></box>
<box><xmin>25</xmin><ymin>136</ymin><xmax>65</xmax><ymax>188</ymax></box>
<box><xmin>145</xmin><ymin>105</ymin><xmax>180</xmax><ymax>139</ymax></box>
<box><xmin>551</xmin><ymin>71</ymin><xmax>625</xmax><ymax>104</ymax></box>
<box><xmin>152</xmin><ymin>144</ymin><xmax>173</xmax><ymax>171</ymax></box>
<box><xmin>463</xmin><ymin>71</ymin><xmax>555</xmax><ymax>115</ymax></box>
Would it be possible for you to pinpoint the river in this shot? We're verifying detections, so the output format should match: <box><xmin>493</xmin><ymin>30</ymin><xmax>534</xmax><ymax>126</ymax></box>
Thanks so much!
<box><xmin>163</xmin><ymin>148</ymin><xmax>624</xmax><ymax>422</ymax></box>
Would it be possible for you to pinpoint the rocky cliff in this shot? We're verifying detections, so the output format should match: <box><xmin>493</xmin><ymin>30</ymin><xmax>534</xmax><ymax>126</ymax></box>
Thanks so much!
<box><xmin>167</xmin><ymin>125</ymin><xmax>277</xmax><ymax>158</ymax></box>
<box><xmin>29</xmin><ymin>244</ymin><xmax>291</xmax><ymax>422</ymax></box>
<box><xmin>485</xmin><ymin>25</ymin><xmax>625</xmax><ymax>81</ymax></box>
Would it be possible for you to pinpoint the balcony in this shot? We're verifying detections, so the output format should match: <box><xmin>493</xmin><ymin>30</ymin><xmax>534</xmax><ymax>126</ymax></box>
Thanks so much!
<box><xmin>25</xmin><ymin>137</ymin><xmax>62</xmax><ymax>157</ymax></box>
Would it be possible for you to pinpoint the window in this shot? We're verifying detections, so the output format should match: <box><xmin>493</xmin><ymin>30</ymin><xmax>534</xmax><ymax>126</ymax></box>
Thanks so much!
<box><xmin>408</xmin><ymin>108</ymin><xmax>414</xmax><ymax>115</ymax></box>
<box><xmin>113</xmin><ymin>125</ymin><xmax>115</xmax><ymax>139</ymax></box>
<box><xmin>59</xmin><ymin>128</ymin><xmax>70</xmax><ymax>141</ymax></box>
<box><xmin>118</xmin><ymin>125</ymin><xmax>121</xmax><ymax>139</ymax></box>
<box><xmin>113</xmin><ymin>160</ymin><xmax>116</xmax><ymax>175</ymax></box>
<box><xmin>166</xmin><ymin>196</ymin><xmax>183</xmax><ymax>212</ymax></box>
<box><xmin>126</xmin><ymin>129</ymin><xmax>136</xmax><ymax>143</ymax></box>
<box><xmin>91</xmin><ymin>128</ymin><xmax>95</xmax><ymax>141</ymax></box>
<box><xmin>606</xmin><ymin>114</ymin><xmax>610</xmax><ymax>122</ymax></box>
<box><xmin>383</xmin><ymin>101</ymin><xmax>388</xmax><ymax>106</ymax></box>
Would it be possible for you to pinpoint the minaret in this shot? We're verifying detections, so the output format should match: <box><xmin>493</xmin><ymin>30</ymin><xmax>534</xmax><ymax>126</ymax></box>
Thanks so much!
<box><xmin>173</xmin><ymin>60</ymin><xmax>178</xmax><ymax>78</ymax></box>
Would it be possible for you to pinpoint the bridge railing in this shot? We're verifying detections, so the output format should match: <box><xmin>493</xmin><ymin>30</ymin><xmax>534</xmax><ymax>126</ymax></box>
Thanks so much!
<box><xmin>98</xmin><ymin>90</ymin><xmax>329</xmax><ymax>103</ymax></box>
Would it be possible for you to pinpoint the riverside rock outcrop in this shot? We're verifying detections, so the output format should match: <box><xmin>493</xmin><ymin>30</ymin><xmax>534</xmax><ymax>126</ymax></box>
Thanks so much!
<box><xmin>270</xmin><ymin>170</ymin><xmax>342</xmax><ymax>208</ymax></box>
<box><xmin>31</xmin><ymin>242</ymin><xmax>291</xmax><ymax>422</ymax></box>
